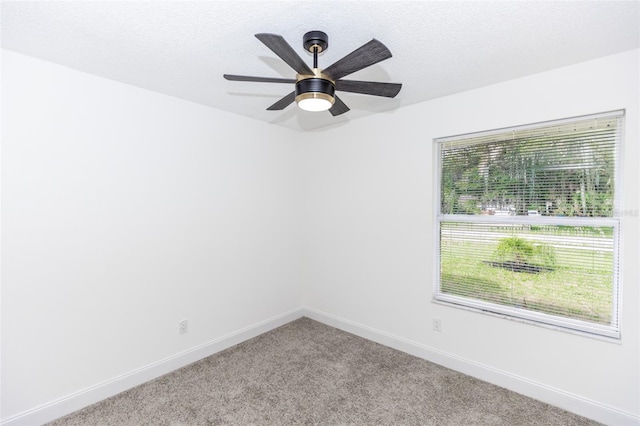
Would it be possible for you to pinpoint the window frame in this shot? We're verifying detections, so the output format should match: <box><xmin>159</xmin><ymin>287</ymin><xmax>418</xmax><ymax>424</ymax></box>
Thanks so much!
<box><xmin>433</xmin><ymin>110</ymin><xmax>624</xmax><ymax>340</ymax></box>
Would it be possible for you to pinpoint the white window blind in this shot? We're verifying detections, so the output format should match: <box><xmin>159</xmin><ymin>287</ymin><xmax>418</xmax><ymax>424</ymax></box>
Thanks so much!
<box><xmin>435</xmin><ymin>111</ymin><xmax>623</xmax><ymax>338</ymax></box>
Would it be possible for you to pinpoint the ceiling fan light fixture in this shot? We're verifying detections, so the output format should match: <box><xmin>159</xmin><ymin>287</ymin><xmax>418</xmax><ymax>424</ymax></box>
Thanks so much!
<box><xmin>295</xmin><ymin>78</ymin><xmax>335</xmax><ymax>112</ymax></box>
<box><xmin>224</xmin><ymin>31</ymin><xmax>401</xmax><ymax>116</ymax></box>
<box><xmin>297</xmin><ymin>93</ymin><xmax>334</xmax><ymax>112</ymax></box>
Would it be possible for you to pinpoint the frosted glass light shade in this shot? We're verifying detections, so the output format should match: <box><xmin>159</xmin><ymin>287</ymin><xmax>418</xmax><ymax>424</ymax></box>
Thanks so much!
<box><xmin>297</xmin><ymin>96</ymin><xmax>333</xmax><ymax>112</ymax></box>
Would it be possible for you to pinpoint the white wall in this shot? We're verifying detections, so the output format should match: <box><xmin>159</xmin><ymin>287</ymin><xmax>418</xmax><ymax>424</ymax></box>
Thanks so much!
<box><xmin>302</xmin><ymin>49</ymin><xmax>640</xmax><ymax>423</ymax></box>
<box><xmin>1</xmin><ymin>50</ymin><xmax>303</xmax><ymax>422</ymax></box>
<box><xmin>2</xmin><ymin>47</ymin><xmax>638</xmax><ymax>425</ymax></box>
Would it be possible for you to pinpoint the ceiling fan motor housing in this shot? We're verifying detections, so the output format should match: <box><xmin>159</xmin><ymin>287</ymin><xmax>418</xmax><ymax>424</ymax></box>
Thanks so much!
<box><xmin>303</xmin><ymin>30</ymin><xmax>328</xmax><ymax>52</ymax></box>
<box><xmin>295</xmin><ymin>77</ymin><xmax>335</xmax><ymax>106</ymax></box>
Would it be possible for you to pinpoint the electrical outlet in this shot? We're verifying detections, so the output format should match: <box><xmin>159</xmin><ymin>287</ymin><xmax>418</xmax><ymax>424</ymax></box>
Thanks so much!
<box><xmin>433</xmin><ymin>318</ymin><xmax>442</xmax><ymax>332</ymax></box>
<box><xmin>179</xmin><ymin>319</ymin><xmax>188</xmax><ymax>335</ymax></box>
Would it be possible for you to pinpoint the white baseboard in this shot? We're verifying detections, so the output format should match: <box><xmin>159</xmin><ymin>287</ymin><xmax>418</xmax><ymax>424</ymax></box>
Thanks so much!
<box><xmin>5</xmin><ymin>307</ymin><xmax>637</xmax><ymax>426</ymax></box>
<box><xmin>1</xmin><ymin>308</ymin><xmax>305</xmax><ymax>426</ymax></box>
<box><xmin>303</xmin><ymin>307</ymin><xmax>640</xmax><ymax>426</ymax></box>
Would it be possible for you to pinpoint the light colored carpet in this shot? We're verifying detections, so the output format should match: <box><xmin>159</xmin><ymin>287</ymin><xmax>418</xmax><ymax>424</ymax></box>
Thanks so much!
<box><xmin>49</xmin><ymin>317</ymin><xmax>599</xmax><ymax>425</ymax></box>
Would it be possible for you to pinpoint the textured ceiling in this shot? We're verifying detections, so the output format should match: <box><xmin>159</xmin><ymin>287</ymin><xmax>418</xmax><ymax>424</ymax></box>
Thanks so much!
<box><xmin>2</xmin><ymin>1</ymin><xmax>639</xmax><ymax>132</ymax></box>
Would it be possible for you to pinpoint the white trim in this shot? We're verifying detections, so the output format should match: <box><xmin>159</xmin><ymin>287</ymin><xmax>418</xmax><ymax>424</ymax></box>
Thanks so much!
<box><xmin>439</xmin><ymin>214</ymin><xmax>619</xmax><ymax>227</ymax></box>
<box><xmin>431</xmin><ymin>298</ymin><xmax>622</xmax><ymax>343</ymax></box>
<box><xmin>435</xmin><ymin>109</ymin><xmax>625</xmax><ymax>143</ymax></box>
<box><xmin>433</xmin><ymin>293</ymin><xmax>620</xmax><ymax>339</ymax></box>
<box><xmin>5</xmin><ymin>307</ymin><xmax>637</xmax><ymax>426</ymax></box>
<box><xmin>302</xmin><ymin>307</ymin><xmax>640</xmax><ymax>426</ymax></box>
<box><xmin>0</xmin><ymin>308</ymin><xmax>305</xmax><ymax>426</ymax></box>
<box><xmin>612</xmin><ymin>114</ymin><xmax>626</xmax><ymax>343</ymax></box>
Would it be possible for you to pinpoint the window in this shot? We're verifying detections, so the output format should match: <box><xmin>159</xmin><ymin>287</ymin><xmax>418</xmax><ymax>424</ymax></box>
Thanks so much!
<box><xmin>434</xmin><ymin>111</ymin><xmax>624</xmax><ymax>339</ymax></box>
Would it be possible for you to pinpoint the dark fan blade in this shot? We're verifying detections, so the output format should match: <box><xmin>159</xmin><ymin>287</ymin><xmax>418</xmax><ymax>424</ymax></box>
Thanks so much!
<box><xmin>255</xmin><ymin>33</ymin><xmax>313</xmax><ymax>76</ymax></box>
<box><xmin>335</xmin><ymin>80</ymin><xmax>402</xmax><ymax>98</ymax></box>
<box><xmin>323</xmin><ymin>39</ymin><xmax>392</xmax><ymax>80</ymax></box>
<box><xmin>267</xmin><ymin>92</ymin><xmax>296</xmax><ymax>110</ymax></box>
<box><xmin>224</xmin><ymin>74</ymin><xmax>296</xmax><ymax>84</ymax></box>
<box><xmin>329</xmin><ymin>95</ymin><xmax>350</xmax><ymax>116</ymax></box>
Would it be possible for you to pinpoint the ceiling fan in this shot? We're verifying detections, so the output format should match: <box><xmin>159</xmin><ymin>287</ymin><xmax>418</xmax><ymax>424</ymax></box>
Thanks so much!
<box><xmin>223</xmin><ymin>31</ymin><xmax>402</xmax><ymax>116</ymax></box>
